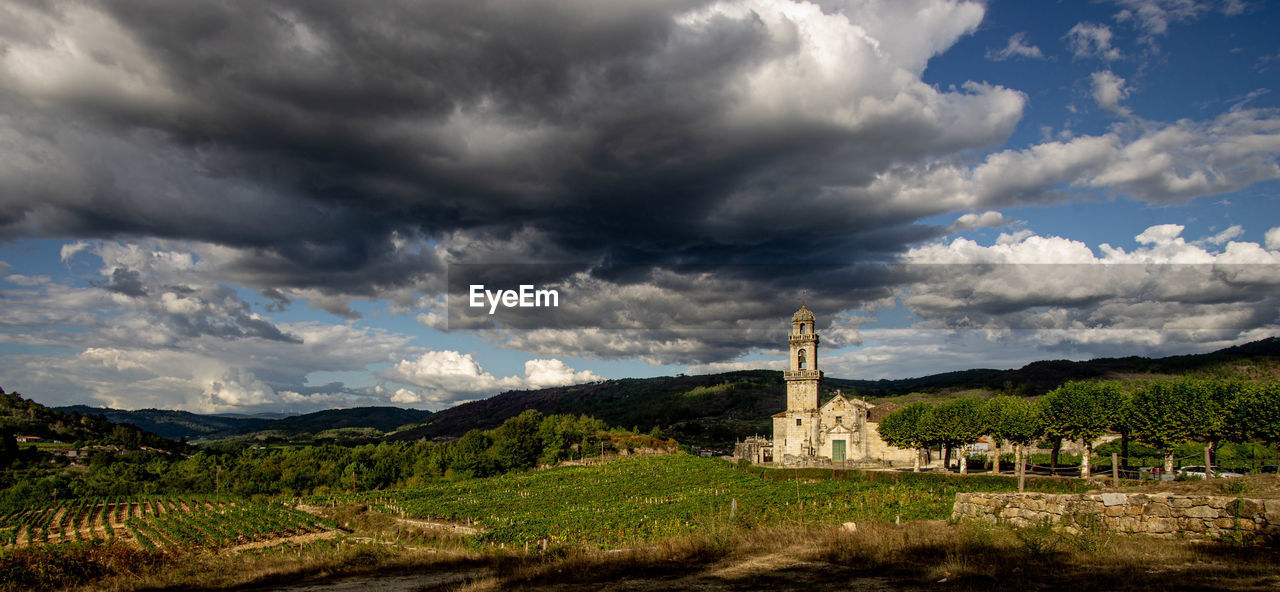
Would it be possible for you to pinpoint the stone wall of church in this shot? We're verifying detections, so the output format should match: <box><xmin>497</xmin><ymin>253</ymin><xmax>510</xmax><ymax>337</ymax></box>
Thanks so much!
<box><xmin>774</xmin><ymin>411</ymin><xmax>818</xmax><ymax>458</ymax></box>
<box><xmin>865</xmin><ymin>421</ymin><xmax>918</xmax><ymax>464</ymax></box>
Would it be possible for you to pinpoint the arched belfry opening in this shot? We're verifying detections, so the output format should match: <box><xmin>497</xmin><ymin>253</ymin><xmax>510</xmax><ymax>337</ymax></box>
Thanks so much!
<box><xmin>797</xmin><ymin>349</ymin><xmax>807</xmax><ymax>370</ymax></box>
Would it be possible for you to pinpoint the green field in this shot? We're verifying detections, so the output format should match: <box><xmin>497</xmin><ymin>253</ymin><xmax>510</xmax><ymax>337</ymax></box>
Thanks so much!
<box><xmin>0</xmin><ymin>496</ymin><xmax>336</xmax><ymax>550</ymax></box>
<box><xmin>326</xmin><ymin>454</ymin><xmax>1088</xmax><ymax>549</ymax></box>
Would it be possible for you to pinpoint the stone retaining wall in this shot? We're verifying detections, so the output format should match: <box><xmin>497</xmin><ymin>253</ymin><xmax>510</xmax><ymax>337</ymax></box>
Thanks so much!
<box><xmin>953</xmin><ymin>492</ymin><xmax>1280</xmax><ymax>541</ymax></box>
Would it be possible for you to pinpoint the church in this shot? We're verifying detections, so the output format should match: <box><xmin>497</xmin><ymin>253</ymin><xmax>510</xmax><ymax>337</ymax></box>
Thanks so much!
<box><xmin>735</xmin><ymin>305</ymin><xmax>914</xmax><ymax>467</ymax></box>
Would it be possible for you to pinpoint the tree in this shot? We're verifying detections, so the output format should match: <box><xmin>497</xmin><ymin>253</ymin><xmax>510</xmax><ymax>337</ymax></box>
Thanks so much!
<box><xmin>490</xmin><ymin>409</ymin><xmax>544</xmax><ymax>471</ymax></box>
<box><xmin>916</xmin><ymin>398</ymin><xmax>985</xmax><ymax>474</ymax></box>
<box><xmin>1227</xmin><ymin>382</ymin><xmax>1280</xmax><ymax>465</ymax></box>
<box><xmin>1039</xmin><ymin>381</ymin><xmax>1121</xmax><ymax>478</ymax></box>
<box><xmin>1130</xmin><ymin>380</ymin><xmax>1211</xmax><ymax>477</ymax></box>
<box><xmin>1189</xmin><ymin>379</ymin><xmax>1245</xmax><ymax>477</ymax></box>
<box><xmin>450</xmin><ymin>430</ymin><xmax>496</xmax><ymax>478</ymax></box>
<box><xmin>999</xmin><ymin>396</ymin><xmax>1043</xmax><ymax>491</ymax></box>
<box><xmin>0</xmin><ymin>430</ymin><xmax>16</xmax><ymax>468</ymax></box>
<box><xmin>984</xmin><ymin>396</ymin><xmax>1044</xmax><ymax>481</ymax></box>
<box><xmin>877</xmin><ymin>402</ymin><xmax>929</xmax><ymax>472</ymax></box>
<box><xmin>1108</xmin><ymin>388</ymin><xmax>1135</xmax><ymax>470</ymax></box>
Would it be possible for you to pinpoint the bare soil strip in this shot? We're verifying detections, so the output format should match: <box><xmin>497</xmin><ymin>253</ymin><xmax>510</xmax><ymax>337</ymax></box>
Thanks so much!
<box><xmin>228</xmin><ymin>530</ymin><xmax>341</xmax><ymax>553</ymax></box>
<box><xmin>393</xmin><ymin>518</ymin><xmax>486</xmax><ymax>536</ymax></box>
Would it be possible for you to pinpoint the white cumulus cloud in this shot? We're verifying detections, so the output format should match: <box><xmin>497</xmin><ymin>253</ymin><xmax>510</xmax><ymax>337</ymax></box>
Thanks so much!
<box><xmin>382</xmin><ymin>351</ymin><xmax>601</xmax><ymax>406</ymax></box>
<box><xmin>1091</xmin><ymin>70</ymin><xmax>1131</xmax><ymax>114</ymax></box>
<box><xmin>986</xmin><ymin>32</ymin><xmax>1045</xmax><ymax>61</ymax></box>
<box><xmin>1065</xmin><ymin>22</ymin><xmax>1122</xmax><ymax>61</ymax></box>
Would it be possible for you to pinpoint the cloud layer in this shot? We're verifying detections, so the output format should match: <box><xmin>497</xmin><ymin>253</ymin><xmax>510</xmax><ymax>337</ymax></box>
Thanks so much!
<box><xmin>0</xmin><ymin>1</ymin><xmax>1277</xmax><ymax>410</ymax></box>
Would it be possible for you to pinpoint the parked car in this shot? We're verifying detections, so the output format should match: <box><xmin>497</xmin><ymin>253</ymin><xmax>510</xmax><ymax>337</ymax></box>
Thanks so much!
<box><xmin>1176</xmin><ymin>465</ymin><xmax>1243</xmax><ymax>479</ymax></box>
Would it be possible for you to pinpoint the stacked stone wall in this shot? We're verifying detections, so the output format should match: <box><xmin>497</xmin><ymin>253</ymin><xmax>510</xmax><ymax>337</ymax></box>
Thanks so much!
<box><xmin>953</xmin><ymin>492</ymin><xmax>1280</xmax><ymax>541</ymax></box>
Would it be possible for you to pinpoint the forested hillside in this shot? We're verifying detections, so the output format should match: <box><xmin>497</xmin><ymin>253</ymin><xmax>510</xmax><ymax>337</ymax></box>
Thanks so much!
<box><xmin>395</xmin><ymin>338</ymin><xmax>1280</xmax><ymax>446</ymax></box>
<box><xmin>55</xmin><ymin>405</ymin><xmax>432</xmax><ymax>441</ymax></box>
<box><xmin>22</xmin><ymin>338</ymin><xmax>1280</xmax><ymax>449</ymax></box>
<box><xmin>54</xmin><ymin>406</ymin><xmax>269</xmax><ymax>440</ymax></box>
<box><xmin>0</xmin><ymin>388</ymin><xmax>182</xmax><ymax>459</ymax></box>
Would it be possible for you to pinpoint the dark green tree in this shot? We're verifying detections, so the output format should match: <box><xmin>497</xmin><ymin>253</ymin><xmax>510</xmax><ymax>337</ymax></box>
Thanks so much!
<box><xmin>877</xmin><ymin>402</ymin><xmax>930</xmax><ymax>472</ymax></box>
<box><xmin>917</xmin><ymin>397</ymin><xmax>985</xmax><ymax>473</ymax></box>
<box><xmin>490</xmin><ymin>409</ymin><xmax>545</xmax><ymax>471</ymax></box>
<box><xmin>1189</xmin><ymin>379</ymin><xmax>1246</xmax><ymax>475</ymax></box>
<box><xmin>1039</xmin><ymin>381</ymin><xmax>1121</xmax><ymax>478</ymax></box>
<box><xmin>1131</xmin><ymin>380</ymin><xmax>1211</xmax><ymax>476</ymax></box>
<box><xmin>1227</xmin><ymin>381</ymin><xmax>1280</xmax><ymax>466</ymax></box>
<box><xmin>984</xmin><ymin>396</ymin><xmax>1043</xmax><ymax>478</ymax></box>
<box><xmin>450</xmin><ymin>430</ymin><xmax>496</xmax><ymax>478</ymax></box>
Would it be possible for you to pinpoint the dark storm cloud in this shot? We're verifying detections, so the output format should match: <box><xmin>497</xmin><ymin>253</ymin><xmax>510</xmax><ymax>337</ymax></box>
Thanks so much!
<box><xmin>444</xmin><ymin>262</ymin><xmax>909</xmax><ymax>363</ymax></box>
<box><xmin>91</xmin><ymin>267</ymin><xmax>148</xmax><ymax>297</ymax></box>
<box><xmin>0</xmin><ymin>0</ymin><xmax>1006</xmax><ymax>290</ymax></box>
<box><xmin>17</xmin><ymin>1</ymin><xmax>1276</xmax><ymax>367</ymax></box>
<box><xmin>259</xmin><ymin>288</ymin><xmax>292</xmax><ymax>313</ymax></box>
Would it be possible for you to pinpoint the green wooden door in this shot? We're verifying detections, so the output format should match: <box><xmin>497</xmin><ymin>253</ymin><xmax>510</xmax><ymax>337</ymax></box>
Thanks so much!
<box><xmin>832</xmin><ymin>439</ymin><xmax>846</xmax><ymax>462</ymax></box>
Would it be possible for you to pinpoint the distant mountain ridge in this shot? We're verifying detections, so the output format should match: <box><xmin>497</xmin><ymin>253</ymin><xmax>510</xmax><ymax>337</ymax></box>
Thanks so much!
<box><xmin>46</xmin><ymin>337</ymin><xmax>1280</xmax><ymax>446</ymax></box>
<box><xmin>55</xmin><ymin>406</ymin><xmax>270</xmax><ymax>440</ymax></box>
<box><xmin>56</xmin><ymin>405</ymin><xmax>433</xmax><ymax>441</ymax></box>
<box><xmin>391</xmin><ymin>337</ymin><xmax>1280</xmax><ymax>446</ymax></box>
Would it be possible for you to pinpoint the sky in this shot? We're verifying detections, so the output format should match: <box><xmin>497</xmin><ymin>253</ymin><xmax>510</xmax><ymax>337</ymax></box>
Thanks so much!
<box><xmin>1</xmin><ymin>0</ymin><xmax>1279</xmax><ymax>414</ymax></box>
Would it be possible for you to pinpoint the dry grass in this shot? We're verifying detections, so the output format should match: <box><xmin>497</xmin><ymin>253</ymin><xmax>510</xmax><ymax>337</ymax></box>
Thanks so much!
<box><xmin>69</xmin><ymin>541</ymin><xmax>490</xmax><ymax>592</ymax></box>
<box><xmin>11</xmin><ymin>507</ymin><xmax>1279</xmax><ymax>591</ymax></box>
<box><xmin>454</xmin><ymin>520</ymin><xmax>1280</xmax><ymax>591</ymax></box>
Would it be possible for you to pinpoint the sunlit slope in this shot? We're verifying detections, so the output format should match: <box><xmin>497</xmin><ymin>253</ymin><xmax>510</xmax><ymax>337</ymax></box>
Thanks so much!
<box><xmin>326</xmin><ymin>454</ymin><xmax>1087</xmax><ymax>549</ymax></box>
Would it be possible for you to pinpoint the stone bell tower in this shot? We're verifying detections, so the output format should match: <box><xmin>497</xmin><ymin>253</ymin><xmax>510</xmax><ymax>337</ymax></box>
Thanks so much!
<box><xmin>772</xmin><ymin>304</ymin><xmax>823</xmax><ymax>461</ymax></box>
<box><xmin>785</xmin><ymin>304</ymin><xmax>821</xmax><ymax>411</ymax></box>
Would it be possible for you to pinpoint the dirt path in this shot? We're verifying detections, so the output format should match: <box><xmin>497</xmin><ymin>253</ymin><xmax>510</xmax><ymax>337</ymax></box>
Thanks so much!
<box><xmin>247</xmin><ymin>550</ymin><xmax>920</xmax><ymax>592</ymax></box>
<box><xmin>255</xmin><ymin>569</ymin><xmax>493</xmax><ymax>592</ymax></box>
<box><xmin>228</xmin><ymin>530</ymin><xmax>341</xmax><ymax>553</ymax></box>
<box><xmin>393</xmin><ymin>517</ymin><xmax>486</xmax><ymax>536</ymax></box>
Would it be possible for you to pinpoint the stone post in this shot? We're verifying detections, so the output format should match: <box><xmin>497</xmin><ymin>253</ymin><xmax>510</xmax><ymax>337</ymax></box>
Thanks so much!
<box><xmin>1081</xmin><ymin>439</ymin><xmax>1091</xmax><ymax>479</ymax></box>
<box><xmin>1016</xmin><ymin>444</ymin><xmax>1025</xmax><ymax>492</ymax></box>
<box><xmin>1112</xmin><ymin>453</ymin><xmax>1119</xmax><ymax>487</ymax></box>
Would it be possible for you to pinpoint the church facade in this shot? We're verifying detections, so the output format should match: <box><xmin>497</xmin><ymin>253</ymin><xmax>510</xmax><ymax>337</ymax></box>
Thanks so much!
<box><xmin>735</xmin><ymin>306</ymin><xmax>915</xmax><ymax>467</ymax></box>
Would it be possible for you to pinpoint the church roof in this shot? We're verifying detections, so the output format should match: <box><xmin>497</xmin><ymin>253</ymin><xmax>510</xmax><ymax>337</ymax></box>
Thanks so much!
<box><xmin>820</xmin><ymin>391</ymin><xmax>871</xmax><ymax>412</ymax></box>
<box><xmin>867</xmin><ymin>401</ymin><xmax>902</xmax><ymax>422</ymax></box>
<box><xmin>792</xmin><ymin>305</ymin><xmax>815</xmax><ymax>322</ymax></box>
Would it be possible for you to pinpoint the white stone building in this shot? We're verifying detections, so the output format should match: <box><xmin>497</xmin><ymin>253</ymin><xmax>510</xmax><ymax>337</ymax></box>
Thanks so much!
<box><xmin>736</xmin><ymin>305</ymin><xmax>915</xmax><ymax>466</ymax></box>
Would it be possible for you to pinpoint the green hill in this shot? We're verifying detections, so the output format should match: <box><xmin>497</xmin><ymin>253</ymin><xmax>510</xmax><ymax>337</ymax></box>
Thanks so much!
<box><xmin>240</xmin><ymin>406</ymin><xmax>432</xmax><ymax>435</ymax></box>
<box><xmin>24</xmin><ymin>337</ymin><xmax>1280</xmax><ymax>450</ymax></box>
<box><xmin>55</xmin><ymin>406</ymin><xmax>269</xmax><ymax>440</ymax></box>
<box><xmin>52</xmin><ymin>404</ymin><xmax>435</xmax><ymax>440</ymax></box>
<box><xmin>393</xmin><ymin>338</ymin><xmax>1280</xmax><ymax>447</ymax></box>
<box><xmin>53</xmin><ymin>405</ymin><xmax>433</xmax><ymax>442</ymax></box>
<box><xmin>0</xmin><ymin>387</ymin><xmax>183</xmax><ymax>455</ymax></box>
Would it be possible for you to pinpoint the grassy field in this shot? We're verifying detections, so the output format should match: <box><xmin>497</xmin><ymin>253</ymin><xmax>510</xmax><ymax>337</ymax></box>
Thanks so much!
<box><xmin>322</xmin><ymin>454</ymin><xmax>1091</xmax><ymax>549</ymax></box>
<box><xmin>3</xmin><ymin>455</ymin><xmax>1276</xmax><ymax>591</ymax></box>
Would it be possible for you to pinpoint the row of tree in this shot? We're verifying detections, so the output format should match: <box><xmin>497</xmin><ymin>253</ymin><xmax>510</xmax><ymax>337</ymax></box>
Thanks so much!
<box><xmin>0</xmin><ymin>410</ymin><xmax>674</xmax><ymax>511</ymax></box>
<box><xmin>876</xmin><ymin>378</ymin><xmax>1280</xmax><ymax>484</ymax></box>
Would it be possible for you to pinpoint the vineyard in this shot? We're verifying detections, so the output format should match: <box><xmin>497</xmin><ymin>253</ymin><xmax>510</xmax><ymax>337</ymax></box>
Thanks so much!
<box><xmin>323</xmin><ymin>454</ymin><xmax>1013</xmax><ymax>549</ymax></box>
<box><xmin>0</xmin><ymin>496</ymin><xmax>336</xmax><ymax>551</ymax></box>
